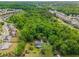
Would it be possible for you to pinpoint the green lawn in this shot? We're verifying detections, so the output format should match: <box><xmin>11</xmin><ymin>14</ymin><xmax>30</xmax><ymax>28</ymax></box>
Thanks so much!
<box><xmin>22</xmin><ymin>41</ymin><xmax>53</xmax><ymax>57</ymax></box>
<box><xmin>23</xmin><ymin>42</ymin><xmax>41</xmax><ymax>57</ymax></box>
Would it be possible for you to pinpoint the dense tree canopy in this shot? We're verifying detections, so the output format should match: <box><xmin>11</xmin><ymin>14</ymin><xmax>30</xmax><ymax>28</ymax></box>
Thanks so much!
<box><xmin>7</xmin><ymin>7</ymin><xmax>79</xmax><ymax>56</ymax></box>
<box><xmin>55</xmin><ymin>6</ymin><xmax>79</xmax><ymax>15</ymax></box>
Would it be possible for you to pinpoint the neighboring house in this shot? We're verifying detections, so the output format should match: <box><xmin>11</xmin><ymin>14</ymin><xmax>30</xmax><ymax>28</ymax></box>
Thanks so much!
<box><xmin>11</xmin><ymin>29</ymin><xmax>16</xmax><ymax>37</ymax></box>
<box><xmin>0</xmin><ymin>42</ymin><xmax>11</xmax><ymax>50</ymax></box>
<box><xmin>4</xmin><ymin>35</ymin><xmax>12</xmax><ymax>42</ymax></box>
<box><xmin>50</xmin><ymin>10</ymin><xmax>79</xmax><ymax>29</ymax></box>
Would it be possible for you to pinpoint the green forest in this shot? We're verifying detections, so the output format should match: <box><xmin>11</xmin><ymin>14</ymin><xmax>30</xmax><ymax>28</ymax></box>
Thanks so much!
<box><xmin>0</xmin><ymin>1</ymin><xmax>79</xmax><ymax>57</ymax></box>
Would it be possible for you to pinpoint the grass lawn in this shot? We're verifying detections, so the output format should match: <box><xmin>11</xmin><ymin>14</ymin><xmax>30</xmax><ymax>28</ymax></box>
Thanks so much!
<box><xmin>23</xmin><ymin>42</ymin><xmax>41</xmax><ymax>57</ymax></box>
<box><xmin>22</xmin><ymin>41</ymin><xmax>53</xmax><ymax>57</ymax></box>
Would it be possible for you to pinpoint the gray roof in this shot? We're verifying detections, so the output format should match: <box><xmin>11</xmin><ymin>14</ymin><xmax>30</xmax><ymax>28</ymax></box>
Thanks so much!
<box><xmin>35</xmin><ymin>40</ymin><xmax>43</xmax><ymax>48</ymax></box>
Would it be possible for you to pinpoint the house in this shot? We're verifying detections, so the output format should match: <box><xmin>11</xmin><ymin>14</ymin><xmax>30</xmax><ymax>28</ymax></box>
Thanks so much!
<box><xmin>34</xmin><ymin>40</ymin><xmax>43</xmax><ymax>48</ymax></box>
<box><xmin>0</xmin><ymin>42</ymin><xmax>11</xmax><ymax>50</ymax></box>
<box><xmin>11</xmin><ymin>30</ymin><xmax>16</xmax><ymax>37</ymax></box>
<box><xmin>10</xmin><ymin>28</ymin><xmax>17</xmax><ymax>37</ymax></box>
<box><xmin>4</xmin><ymin>35</ymin><xmax>12</xmax><ymax>42</ymax></box>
